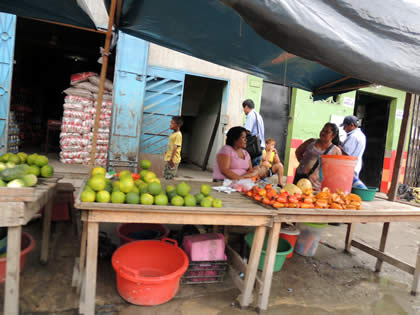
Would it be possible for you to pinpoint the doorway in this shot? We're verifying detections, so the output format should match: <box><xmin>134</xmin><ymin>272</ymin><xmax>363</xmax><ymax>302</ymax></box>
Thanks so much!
<box><xmin>180</xmin><ymin>75</ymin><xmax>227</xmax><ymax>172</ymax></box>
<box><xmin>259</xmin><ymin>82</ymin><xmax>290</xmax><ymax>162</ymax></box>
<box><xmin>11</xmin><ymin>18</ymin><xmax>110</xmax><ymax>154</ymax></box>
<box><xmin>354</xmin><ymin>92</ymin><xmax>391</xmax><ymax>188</ymax></box>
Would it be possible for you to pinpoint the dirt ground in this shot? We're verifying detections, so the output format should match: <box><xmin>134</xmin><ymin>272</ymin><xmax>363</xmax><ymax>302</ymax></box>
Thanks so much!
<box><xmin>1</xmin><ymin>218</ymin><xmax>420</xmax><ymax>315</ymax></box>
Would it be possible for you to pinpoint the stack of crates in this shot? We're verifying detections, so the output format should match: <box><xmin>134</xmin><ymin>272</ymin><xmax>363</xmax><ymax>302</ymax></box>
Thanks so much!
<box><xmin>182</xmin><ymin>233</ymin><xmax>228</xmax><ymax>284</ymax></box>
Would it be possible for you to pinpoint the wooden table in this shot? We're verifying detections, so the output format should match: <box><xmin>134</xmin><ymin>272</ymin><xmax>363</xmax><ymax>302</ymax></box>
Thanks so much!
<box><xmin>255</xmin><ymin>198</ymin><xmax>420</xmax><ymax>312</ymax></box>
<box><xmin>0</xmin><ymin>180</ymin><xmax>58</xmax><ymax>315</ymax></box>
<box><xmin>74</xmin><ymin>180</ymin><xmax>277</xmax><ymax>315</ymax></box>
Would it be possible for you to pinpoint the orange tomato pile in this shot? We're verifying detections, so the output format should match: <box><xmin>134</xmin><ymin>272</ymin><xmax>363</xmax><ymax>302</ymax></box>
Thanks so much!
<box><xmin>245</xmin><ymin>185</ymin><xmax>362</xmax><ymax>210</ymax></box>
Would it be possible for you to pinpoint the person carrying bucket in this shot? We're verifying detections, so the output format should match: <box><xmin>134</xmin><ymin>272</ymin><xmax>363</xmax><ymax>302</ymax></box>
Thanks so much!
<box><xmin>340</xmin><ymin>116</ymin><xmax>367</xmax><ymax>189</ymax></box>
<box><xmin>293</xmin><ymin>123</ymin><xmax>342</xmax><ymax>191</ymax></box>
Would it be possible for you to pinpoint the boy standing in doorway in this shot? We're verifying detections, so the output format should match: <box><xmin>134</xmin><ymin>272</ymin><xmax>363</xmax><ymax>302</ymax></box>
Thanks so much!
<box><xmin>164</xmin><ymin>116</ymin><xmax>183</xmax><ymax>180</ymax></box>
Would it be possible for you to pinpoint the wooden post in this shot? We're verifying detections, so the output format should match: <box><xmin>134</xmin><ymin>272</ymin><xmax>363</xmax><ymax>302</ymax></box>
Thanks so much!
<box><xmin>4</xmin><ymin>226</ymin><xmax>22</xmax><ymax>315</ymax></box>
<box><xmin>411</xmin><ymin>244</ymin><xmax>420</xmax><ymax>295</ymax></box>
<box><xmin>375</xmin><ymin>222</ymin><xmax>390</xmax><ymax>272</ymax></box>
<box><xmin>388</xmin><ymin>93</ymin><xmax>413</xmax><ymax>201</ymax></box>
<box><xmin>89</xmin><ymin>0</ymin><xmax>118</xmax><ymax>173</ymax></box>
<box><xmin>40</xmin><ymin>188</ymin><xmax>55</xmax><ymax>264</ymax></box>
<box><xmin>345</xmin><ymin>223</ymin><xmax>355</xmax><ymax>253</ymax></box>
<box><xmin>239</xmin><ymin>225</ymin><xmax>266</xmax><ymax>307</ymax></box>
<box><xmin>257</xmin><ymin>222</ymin><xmax>281</xmax><ymax>311</ymax></box>
<box><xmin>81</xmin><ymin>221</ymin><xmax>99</xmax><ymax>315</ymax></box>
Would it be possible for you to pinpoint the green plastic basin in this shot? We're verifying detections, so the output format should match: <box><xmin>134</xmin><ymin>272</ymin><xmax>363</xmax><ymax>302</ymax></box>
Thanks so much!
<box><xmin>245</xmin><ymin>232</ymin><xmax>293</xmax><ymax>272</ymax></box>
<box><xmin>351</xmin><ymin>186</ymin><xmax>378</xmax><ymax>201</ymax></box>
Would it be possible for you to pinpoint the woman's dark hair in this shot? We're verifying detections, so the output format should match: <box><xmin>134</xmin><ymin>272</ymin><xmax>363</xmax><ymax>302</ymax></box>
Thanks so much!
<box><xmin>324</xmin><ymin>123</ymin><xmax>340</xmax><ymax>146</ymax></box>
<box><xmin>226</xmin><ymin>126</ymin><xmax>247</xmax><ymax>147</ymax></box>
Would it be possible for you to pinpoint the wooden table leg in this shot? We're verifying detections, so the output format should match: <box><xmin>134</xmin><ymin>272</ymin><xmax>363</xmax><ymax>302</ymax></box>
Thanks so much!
<box><xmin>77</xmin><ymin>221</ymin><xmax>88</xmax><ymax>292</ymax></box>
<box><xmin>4</xmin><ymin>226</ymin><xmax>22</xmax><ymax>315</ymax></box>
<box><xmin>40</xmin><ymin>189</ymin><xmax>55</xmax><ymax>264</ymax></box>
<box><xmin>239</xmin><ymin>225</ymin><xmax>266</xmax><ymax>308</ymax></box>
<box><xmin>80</xmin><ymin>221</ymin><xmax>99</xmax><ymax>315</ymax></box>
<box><xmin>345</xmin><ymin>223</ymin><xmax>355</xmax><ymax>253</ymax></box>
<box><xmin>257</xmin><ymin>222</ymin><xmax>281</xmax><ymax>312</ymax></box>
<box><xmin>411</xmin><ymin>244</ymin><xmax>420</xmax><ymax>295</ymax></box>
<box><xmin>375</xmin><ymin>222</ymin><xmax>390</xmax><ymax>272</ymax></box>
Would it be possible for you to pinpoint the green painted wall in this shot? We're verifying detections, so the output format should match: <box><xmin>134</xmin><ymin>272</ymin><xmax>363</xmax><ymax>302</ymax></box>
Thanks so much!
<box><xmin>284</xmin><ymin>89</ymin><xmax>355</xmax><ymax>173</ymax></box>
<box><xmin>246</xmin><ymin>75</ymin><xmax>263</xmax><ymax>112</ymax></box>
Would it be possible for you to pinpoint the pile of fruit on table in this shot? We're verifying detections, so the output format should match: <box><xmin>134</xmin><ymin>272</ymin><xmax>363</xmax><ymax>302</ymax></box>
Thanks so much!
<box><xmin>80</xmin><ymin>161</ymin><xmax>223</xmax><ymax>208</ymax></box>
<box><xmin>0</xmin><ymin>152</ymin><xmax>54</xmax><ymax>187</ymax></box>
<box><xmin>245</xmin><ymin>179</ymin><xmax>362</xmax><ymax>210</ymax></box>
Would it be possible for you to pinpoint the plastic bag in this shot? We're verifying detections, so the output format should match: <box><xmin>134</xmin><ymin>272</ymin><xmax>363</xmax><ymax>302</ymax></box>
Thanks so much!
<box><xmin>71</xmin><ymin>72</ymin><xmax>97</xmax><ymax>85</ymax></box>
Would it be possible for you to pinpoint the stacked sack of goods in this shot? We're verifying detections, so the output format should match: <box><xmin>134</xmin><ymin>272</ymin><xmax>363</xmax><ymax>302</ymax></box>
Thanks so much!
<box><xmin>60</xmin><ymin>72</ymin><xmax>113</xmax><ymax>166</ymax></box>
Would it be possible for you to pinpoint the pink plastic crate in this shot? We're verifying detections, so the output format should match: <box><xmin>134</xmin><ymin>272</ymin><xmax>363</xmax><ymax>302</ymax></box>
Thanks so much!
<box><xmin>182</xmin><ymin>233</ymin><xmax>226</xmax><ymax>261</ymax></box>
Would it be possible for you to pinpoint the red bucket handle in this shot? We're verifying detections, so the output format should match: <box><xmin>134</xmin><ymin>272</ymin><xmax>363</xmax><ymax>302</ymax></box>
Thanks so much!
<box><xmin>161</xmin><ymin>237</ymin><xmax>178</xmax><ymax>247</ymax></box>
<box><xmin>119</xmin><ymin>265</ymin><xmax>140</xmax><ymax>280</ymax></box>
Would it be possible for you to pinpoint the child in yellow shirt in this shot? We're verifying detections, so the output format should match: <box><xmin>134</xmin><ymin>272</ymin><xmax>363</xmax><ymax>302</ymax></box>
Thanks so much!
<box><xmin>164</xmin><ymin>116</ymin><xmax>183</xmax><ymax>179</ymax></box>
<box><xmin>261</xmin><ymin>138</ymin><xmax>284</xmax><ymax>188</ymax></box>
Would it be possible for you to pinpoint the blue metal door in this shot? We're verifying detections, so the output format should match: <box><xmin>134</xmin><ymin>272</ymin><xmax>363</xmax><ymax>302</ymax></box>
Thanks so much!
<box><xmin>140</xmin><ymin>67</ymin><xmax>185</xmax><ymax>155</ymax></box>
<box><xmin>0</xmin><ymin>13</ymin><xmax>16</xmax><ymax>154</ymax></box>
<box><xmin>109</xmin><ymin>31</ymin><xmax>149</xmax><ymax>169</ymax></box>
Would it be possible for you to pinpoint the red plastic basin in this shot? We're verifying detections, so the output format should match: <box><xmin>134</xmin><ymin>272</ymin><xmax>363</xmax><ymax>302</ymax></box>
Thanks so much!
<box><xmin>112</xmin><ymin>238</ymin><xmax>189</xmax><ymax>306</ymax></box>
<box><xmin>0</xmin><ymin>232</ymin><xmax>35</xmax><ymax>283</ymax></box>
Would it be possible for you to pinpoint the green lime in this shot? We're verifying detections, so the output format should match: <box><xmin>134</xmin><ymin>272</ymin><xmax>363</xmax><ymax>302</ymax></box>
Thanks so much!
<box><xmin>111</xmin><ymin>191</ymin><xmax>126</xmax><ymax>203</ymax></box>
<box><xmin>126</xmin><ymin>192</ymin><xmax>140</xmax><ymax>204</ymax></box>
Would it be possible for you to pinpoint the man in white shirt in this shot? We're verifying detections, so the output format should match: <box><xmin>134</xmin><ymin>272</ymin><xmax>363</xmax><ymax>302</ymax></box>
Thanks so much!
<box><xmin>243</xmin><ymin>99</ymin><xmax>265</xmax><ymax>166</ymax></box>
<box><xmin>341</xmin><ymin>115</ymin><xmax>367</xmax><ymax>188</ymax></box>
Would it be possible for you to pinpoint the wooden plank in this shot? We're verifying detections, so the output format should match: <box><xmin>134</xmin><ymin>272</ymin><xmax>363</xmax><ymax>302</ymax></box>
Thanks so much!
<box><xmin>388</xmin><ymin>93</ymin><xmax>413</xmax><ymax>201</ymax></box>
<box><xmin>40</xmin><ymin>187</ymin><xmax>56</xmax><ymax>264</ymax></box>
<box><xmin>0</xmin><ymin>203</ymin><xmax>24</xmax><ymax>227</ymax></box>
<box><xmin>228</xmin><ymin>265</ymin><xmax>244</xmax><ymax>293</ymax></box>
<box><xmin>258</xmin><ymin>222</ymin><xmax>281</xmax><ymax>311</ymax></box>
<box><xmin>239</xmin><ymin>225</ymin><xmax>266</xmax><ymax>307</ymax></box>
<box><xmin>351</xmin><ymin>240</ymin><xmax>415</xmax><ymax>275</ymax></box>
<box><xmin>411</xmin><ymin>245</ymin><xmax>420</xmax><ymax>295</ymax></box>
<box><xmin>82</xmin><ymin>221</ymin><xmax>99</xmax><ymax>315</ymax></box>
<box><xmin>0</xmin><ymin>187</ymin><xmax>36</xmax><ymax>202</ymax></box>
<box><xmin>85</xmin><ymin>210</ymin><xmax>272</xmax><ymax>227</ymax></box>
<box><xmin>4</xmin><ymin>225</ymin><xmax>22</xmax><ymax>315</ymax></box>
<box><xmin>345</xmin><ymin>223</ymin><xmax>355</xmax><ymax>253</ymax></box>
<box><xmin>375</xmin><ymin>222</ymin><xmax>390</xmax><ymax>272</ymax></box>
<box><xmin>275</xmin><ymin>214</ymin><xmax>420</xmax><ymax>223</ymax></box>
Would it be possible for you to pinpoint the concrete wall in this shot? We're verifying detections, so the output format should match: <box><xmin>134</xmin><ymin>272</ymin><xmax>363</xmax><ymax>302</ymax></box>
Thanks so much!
<box><xmin>148</xmin><ymin>44</ymin><xmax>249</xmax><ymax>130</ymax></box>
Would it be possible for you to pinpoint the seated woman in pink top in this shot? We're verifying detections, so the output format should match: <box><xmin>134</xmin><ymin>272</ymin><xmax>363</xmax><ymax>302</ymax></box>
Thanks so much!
<box><xmin>213</xmin><ymin>126</ymin><xmax>266</xmax><ymax>181</ymax></box>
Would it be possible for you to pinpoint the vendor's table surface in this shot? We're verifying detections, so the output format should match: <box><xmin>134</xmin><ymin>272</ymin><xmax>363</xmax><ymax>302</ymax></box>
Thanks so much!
<box><xmin>74</xmin><ymin>180</ymin><xmax>277</xmax><ymax>315</ymax></box>
<box><xmin>1</xmin><ymin>179</ymin><xmax>58</xmax><ymax>315</ymax></box>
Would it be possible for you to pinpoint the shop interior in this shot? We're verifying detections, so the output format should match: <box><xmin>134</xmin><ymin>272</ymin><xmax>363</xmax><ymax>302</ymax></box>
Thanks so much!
<box><xmin>354</xmin><ymin>91</ymin><xmax>391</xmax><ymax>188</ymax></box>
<box><xmin>180</xmin><ymin>75</ymin><xmax>227</xmax><ymax>171</ymax></box>
<box><xmin>10</xmin><ymin>18</ymin><xmax>110</xmax><ymax>154</ymax></box>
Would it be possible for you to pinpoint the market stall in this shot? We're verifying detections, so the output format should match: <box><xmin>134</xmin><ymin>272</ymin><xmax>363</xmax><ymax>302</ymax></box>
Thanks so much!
<box><xmin>0</xmin><ymin>178</ymin><xmax>58</xmax><ymax>315</ymax></box>
<box><xmin>73</xmin><ymin>180</ymin><xmax>277</xmax><ymax>315</ymax></box>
